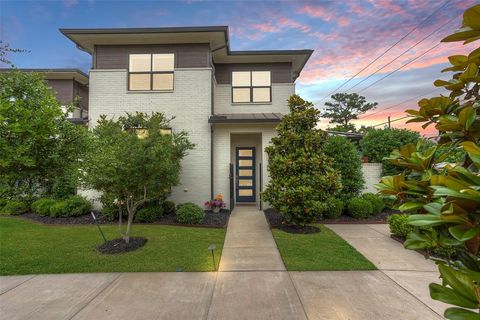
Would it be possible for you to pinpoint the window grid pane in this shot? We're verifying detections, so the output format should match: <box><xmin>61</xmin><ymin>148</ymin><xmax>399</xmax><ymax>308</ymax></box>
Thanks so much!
<box><xmin>232</xmin><ymin>88</ymin><xmax>251</xmax><ymax>103</ymax></box>
<box><xmin>232</xmin><ymin>71</ymin><xmax>251</xmax><ymax>86</ymax></box>
<box><xmin>129</xmin><ymin>54</ymin><xmax>151</xmax><ymax>72</ymax></box>
<box><xmin>252</xmin><ymin>71</ymin><xmax>271</xmax><ymax>86</ymax></box>
<box><xmin>153</xmin><ymin>73</ymin><xmax>174</xmax><ymax>90</ymax></box>
<box><xmin>129</xmin><ymin>74</ymin><xmax>151</xmax><ymax>90</ymax></box>
<box><xmin>252</xmin><ymin>87</ymin><xmax>271</xmax><ymax>102</ymax></box>
<box><xmin>153</xmin><ymin>54</ymin><xmax>174</xmax><ymax>71</ymax></box>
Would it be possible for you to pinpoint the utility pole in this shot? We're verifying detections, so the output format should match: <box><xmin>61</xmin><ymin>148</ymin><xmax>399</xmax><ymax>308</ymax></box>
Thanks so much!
<box><xmin>387</xmin><ymin>116</ymin><xmax>391</xmax><ymax>129</ymax></box>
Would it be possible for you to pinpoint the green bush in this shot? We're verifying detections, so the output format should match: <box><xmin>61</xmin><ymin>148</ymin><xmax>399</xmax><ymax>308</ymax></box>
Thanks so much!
<box><xmin>324</xmin><ymin>198</ymin><xmax>344</xmax><ymax>219</ymax></box>
<box><xmin>0</xmin><ymin>201</ymin><xmax>28</xmax><ymax>215</ymax></box>
<box><xmin>360</xmin><ymin>128</ymin><xmax>419</xmax><ymax>175</ymax></box>
<box><xmin>135</xmin><ymin>206</ymin><xmax>163</xmax><ymax>223</ymax></box>
<box><xmin>388</xmin><ymin>214</ymin><xmax>414</xmax><ymax>238</ymax></box>
<box><xmin>49</xmin><ymin>196</ymin><xmax>91</xmax><ymax>217</ymax></box>
<box><xmin>361</xmin><ymin>193</ymin><xmax>384</xmax><ymax>214</ymax></box>
<box><xmin>0</xmin><ymin>199</ymin><xmax>8</xmax><ymax>209</ymax></box>
<box><xmin>51</xmin><ymin>173</ymin><xmax>77</xmax><ymax>199</ymax></box>
<box><xmin>324</xmin><ymin>136</ymin><xmax>364</xmax><ymax>200</ymax></box>
<box><xmin>163</xmin><ymin>200</ymin><xmax>176</xmax><ymax>215</ymax></box>
<box><xmin>175</xmin><ymin>202</ymin><xmax>205</xmax><ymax>224</ymax></box>
<box><xmin>347</xmin><ymin>197</ymin><xmax>373</xmax><ymax>219</ymax></box>
<box><xmin>31</xmin><ymin>198</ymin><xmax>57</xmax><ymax>216</ymax></box>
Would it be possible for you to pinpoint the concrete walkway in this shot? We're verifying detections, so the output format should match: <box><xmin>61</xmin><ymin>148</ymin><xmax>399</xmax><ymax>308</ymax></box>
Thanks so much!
<box><xmin>0</xmin><ymin>209</ymin><xmax>446</xmax><ymax>319</ymax></box>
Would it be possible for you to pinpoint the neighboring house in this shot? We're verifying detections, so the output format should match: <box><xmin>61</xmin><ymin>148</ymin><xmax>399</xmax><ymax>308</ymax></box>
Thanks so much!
<box><xmin>60</xmin><ymin>26</ymin><xmax>313</xmax><ymax>209</ymax></box>
<box><xmin>0</xmin><ymin>68</ymin><xmax>89</xmax><ymax>125</ymax></box>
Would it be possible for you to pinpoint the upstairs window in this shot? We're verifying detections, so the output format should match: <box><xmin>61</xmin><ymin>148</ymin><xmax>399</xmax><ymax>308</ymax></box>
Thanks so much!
<box><xmin>128</xmin><ymin>54</ymin><xmax>174</xmax><ymax>91</ymax></box>
<box><xmin>232</xmin><ymin>71</ymin><xmax>271</xmax><ymax>103</ymax></box>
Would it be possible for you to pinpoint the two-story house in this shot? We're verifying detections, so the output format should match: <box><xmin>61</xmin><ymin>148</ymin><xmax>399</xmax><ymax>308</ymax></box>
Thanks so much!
<box><xmin>0</xmin><ymin>68</ymin><xmax>89</xmax><ymax>124</ymax></box>
<box><xmin>60</xmin><ymin>26</ymin><xmax>312</xmax><ymax>210</ymax></box>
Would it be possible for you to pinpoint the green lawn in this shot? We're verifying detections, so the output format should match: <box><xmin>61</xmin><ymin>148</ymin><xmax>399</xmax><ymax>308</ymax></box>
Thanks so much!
<box><xmin>272</xmin><ymin>224</ymin><xmax>376</xmax><ymax>271</ymax></box>
<box><xmin>0</xmin><ymin>217</ymin><xmax>225</xmax><ymax>275</ymax></box>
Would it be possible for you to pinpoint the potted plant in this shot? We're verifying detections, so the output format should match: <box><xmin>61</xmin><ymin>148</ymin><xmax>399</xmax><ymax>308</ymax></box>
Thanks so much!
<box><xmin>204</xmin><ymin>193</ymin><xmax>226</xmax><ymax>213</ymax></box>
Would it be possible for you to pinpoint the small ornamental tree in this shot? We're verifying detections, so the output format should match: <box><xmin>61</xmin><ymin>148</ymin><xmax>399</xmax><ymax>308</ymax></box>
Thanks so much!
<box><xmin>263</xmin><ymin>95</ymin><xmax>341</xmax><ymax>226</ymax></box>
<box><xmin>0</xmin><ymin>70</ymin><xmax>90</xmax><ymax>200</ymax></box>
<box><xmin>84</xmin><ymin>112</ymin><xmax>194</xmax><ymax>243</ymax></box>
<box><xmin>324</xmin><ymin>135</ymin><xmax>364</xmax><ymax>200</ymax></box>
<box><xmin>377</xmin><ymin>5</ymin><xmax>480</xmax><ymax>319</ymax></box>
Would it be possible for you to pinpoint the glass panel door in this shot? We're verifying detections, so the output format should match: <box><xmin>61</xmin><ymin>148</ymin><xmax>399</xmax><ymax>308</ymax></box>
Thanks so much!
<box><xmin>236</xmin><ymin>147</ymin><xmax>256</xmax><ymax>202</ymax></box>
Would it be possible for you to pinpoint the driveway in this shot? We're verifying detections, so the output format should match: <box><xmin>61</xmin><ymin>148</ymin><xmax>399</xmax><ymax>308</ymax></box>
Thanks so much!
<box><xmin>0</xmin><ymin>209</ymin><xmax>446</xmax><ymax>319</ymax></box>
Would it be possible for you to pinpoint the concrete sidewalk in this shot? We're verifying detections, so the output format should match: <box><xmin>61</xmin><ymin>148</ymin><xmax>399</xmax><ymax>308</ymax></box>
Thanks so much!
<box><xmin>0</xmin><ymin>210</ymin><xmax>445</xmax><ymax>320</ymax></box>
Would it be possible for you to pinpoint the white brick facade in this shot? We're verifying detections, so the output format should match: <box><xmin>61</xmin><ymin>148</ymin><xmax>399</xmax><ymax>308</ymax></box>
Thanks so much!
<box><xmin>88</xmin><ymin>68</ymin><xmax>212</xmax><ymax>206</ymax></box>
<box><xmin>362</xmin><ymin>163</ymin><xmax>383</xmax><ymax>193</ymax></box>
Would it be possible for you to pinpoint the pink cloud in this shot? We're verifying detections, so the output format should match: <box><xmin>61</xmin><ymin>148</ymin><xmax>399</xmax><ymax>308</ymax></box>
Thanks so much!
<box><xmin>297</xmin><ymin>4</ymin><xmax>334</xmax><ymax>21</ymax></box>
<box><xmin>252</xmin><ymin>22</ymin><xmax>280</xmax><ymax>33</ymax></box>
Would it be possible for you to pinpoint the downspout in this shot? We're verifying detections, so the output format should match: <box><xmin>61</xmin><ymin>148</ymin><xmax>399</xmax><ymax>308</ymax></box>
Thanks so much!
<box><xmin>210</xmin><ymin>48</ymin><xmax>215</xmax><ymax>200</ymax></box>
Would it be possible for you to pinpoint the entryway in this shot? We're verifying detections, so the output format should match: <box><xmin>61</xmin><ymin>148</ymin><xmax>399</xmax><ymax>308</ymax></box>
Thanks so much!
<box><xmin>235</xmin><ymin>147</ymin><xmax>256</xmax><ymax>203</ymax></box>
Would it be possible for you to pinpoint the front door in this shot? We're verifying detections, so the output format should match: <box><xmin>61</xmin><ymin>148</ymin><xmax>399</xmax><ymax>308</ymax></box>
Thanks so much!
<box><xmin>236</xmin><ymin>147</ymin><xmax>256</xmax><ymax>202</ymax></box>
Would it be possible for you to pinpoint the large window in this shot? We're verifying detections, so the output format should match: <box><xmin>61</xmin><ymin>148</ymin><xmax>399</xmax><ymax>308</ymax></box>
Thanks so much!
<box><xmin>232</xmin><ymin>71</ymin><xmax>271</xmax><ymax>103</ymax></box>
<box><xmin>128</xmin><ymin>54</ymin><xmax>174</xmax><ymax>91</ymax></box>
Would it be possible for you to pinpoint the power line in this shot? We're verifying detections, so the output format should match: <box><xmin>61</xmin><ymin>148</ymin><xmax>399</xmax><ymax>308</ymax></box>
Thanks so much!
<box><xmin>345</xmin><ymin>13</ymin><xmax>460</xmax><ymax>94</ymax></box>
<box><xmin>368</xmin><ymin>115</ymin><xmax>410</xmax><ymax>128</ymax></box>
<box><xmin>316</xmin><ymin>0</ymin><xmax>450</xmax><ymax>104</ymax></box>
<box><xmin>357</xmin><ymin>42</ymin><xmax>442</xmax><ymax>94</ymax></box>
<box><xmin>358</xmin><ymin>88</ymin><xmax>442</xmax><ymax>120</ymax></box>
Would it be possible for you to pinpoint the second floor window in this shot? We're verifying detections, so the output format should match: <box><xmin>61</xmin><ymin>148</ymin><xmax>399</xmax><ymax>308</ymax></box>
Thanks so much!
<box><xmin>232</xmin><ymin>71</ymin><xmax>271</xmax><ymax>103</ymax></box>
<box><xmin>128</xmin><ymin>54</ymin><xmax>174</xmax><ymax>91</ymax></box>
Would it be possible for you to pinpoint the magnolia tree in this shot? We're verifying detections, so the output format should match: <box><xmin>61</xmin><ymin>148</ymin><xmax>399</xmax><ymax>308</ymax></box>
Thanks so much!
<box><xmin>0</xmin><ymin>70</ymin><xmax>90</xmax><ymax>200</ymax></box>
<box><xmin>263</xmin><ymin>95</ymin><xmax>341</xmax><ymax>226</ymax></box>
<box><xmin>84</xmin><ymin>112</ymin><xmax>194</xmax><ymax>242</ymax></box>
<box><xmin>377</xmin><ymin>5</ymin><xmax>480</xmax><ymax>319</ymax></box>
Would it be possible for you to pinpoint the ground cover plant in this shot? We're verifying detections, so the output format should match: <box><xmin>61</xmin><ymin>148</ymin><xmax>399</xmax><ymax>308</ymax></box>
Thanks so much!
<box><xmin>272</xmin><ymin>224</ymin><xmax>375</xmax><ymax>271</ymax></box>
<box><xmin>0</xmin><ymin>217</ymin><xmax>225</xmax><ymax>275</ymax></box>
<box><xmin>377</xmin><ymin>5</ymin><xmax>480</xmax><ymax>319</ymax></box>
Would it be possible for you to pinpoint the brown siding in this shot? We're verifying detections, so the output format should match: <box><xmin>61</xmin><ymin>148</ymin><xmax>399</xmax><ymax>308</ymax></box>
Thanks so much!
<box><xmin>215</xmin><ymin>63</ymin><xmax>293</xmax><ymax>84</ymax></box>
<box><xmin>46</xmin><ymin>79</ymin><xmax>74</xmax><ymax>105</ymax></box>
<box><xmin>78</xmin><ymin>83</ymin><xmax>89</xmax><ymax>112</ymax></box>
<box><xmin>95</xmin><ymin>44</ymin><xmax>210</xmax><ymax>69</ymax></box>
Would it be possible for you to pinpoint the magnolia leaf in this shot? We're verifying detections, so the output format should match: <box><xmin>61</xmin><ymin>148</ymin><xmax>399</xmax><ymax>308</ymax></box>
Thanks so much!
<box><xmin>404</xmin><ymin>232</ymin><xmax>433</xmax><ymax>249</ymax></box>
<box><xmin>444</xmin><ymin>307</ymin><xmax>480</xmax><ymax>320</ymax></box>
<box><xmin>464</xmin><ymin>4</ymin><xmax>480</xmax><ymax>30</ymax></box>
<box><xmin>423</xmin><ymin>202</ymin><xmax>443</xmax><ymax>215</ymax></box>
<box><xmin>408</xmin><ymin>214</ymin><xmax>445</xmax><ymax>227</ymax></box>
<box><xmin>449</xmin><ymin>225</ymin><xmax>480</xmax><ymax>242</ymax></box>
<box><xmin>460</xmin><ymin>63</ymin><xmax>479</xmax><ymax>82</ymax></box>
<box><xmin>437</xmin><ymin>263</ymin><xmax>480</xmax><ymax>306</ymax></box>
<box><xmin>435</xmin><ymin>79</ymin><xmax>454</xmax><ymax>87</ymax></box>
<box><xmin>430</xmin><ymin>283</ymin><xmax>478</xmax><ymax>309</ymax></box>
<box><xmin>458</xmin><ymin>106</ymin><xmax>476</xmax><ymax>130</ymax></box>
<box><xmin>398</xmin><ymin>202</ymin><xmax>424</xmax><ymax>212</ymax></box>
<box><xmin>448</xmin><ymin>55</ymin><xmax>468</xmax><ymax>66</ymax></box>
<box><xmin>432</xmin><ymin>186</ymin><xmax>479</xmax><ymax>201</ymax></box>
<box><xmin>442</xmin><ymin>30</ymin><xmax>480</xmax><ymax>43</ymax></box>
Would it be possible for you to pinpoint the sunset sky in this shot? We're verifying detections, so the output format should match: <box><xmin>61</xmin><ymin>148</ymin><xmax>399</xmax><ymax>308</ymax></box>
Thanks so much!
<box><xmin>1</xmin><ymin>0</ymin><xmax>477</xmax><ymax>136</ymax></box>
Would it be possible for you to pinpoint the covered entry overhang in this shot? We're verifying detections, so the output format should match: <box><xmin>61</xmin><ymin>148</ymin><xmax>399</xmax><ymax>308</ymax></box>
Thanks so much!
<box><xmin>210</xmin><ymin>115</ymin><xmax>280</xmax><ymax>211</ymax></box>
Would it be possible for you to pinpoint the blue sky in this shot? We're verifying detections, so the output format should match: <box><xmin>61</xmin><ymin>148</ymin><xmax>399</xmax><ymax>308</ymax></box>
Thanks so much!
<box><xmin>1</xmin><ymin>0</ymin><xmax>477</xmax><ymax>134</ymax></box>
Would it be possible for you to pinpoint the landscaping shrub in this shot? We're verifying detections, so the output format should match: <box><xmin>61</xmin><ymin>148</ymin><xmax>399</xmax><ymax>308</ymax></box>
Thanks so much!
<box><xmin>135</xmin><ymin>206</ymin><xmax>163</xmax><ymax>223</ymax></box>
<box><xmin>324</xmin><ymin>198</ymin><xmax>344</xmax><ymax>219</ymax></box>
<box><xmin>0</xmin><ymin>201</ymin><xmax>28</xmax><ymax>215</ymax></box>
<box><xmin>347</xmin><ymin>197</ymin><xmax>373</xmax><ymax>219</ymax></box>
<box><xmin>175</xmin><ymin>202</ymin><xmax>205</xmax><ymax>224</ymax></box>
<box><xmin>324</xmin><ymin>135</ymin><xmax>364</xmax><ymax>200</ymax></box>
<box><xmin>361</xmin><ymin>193</ymin><xmax>384</xmax><ymax>214</ymax></box>
<box><xmin>360</xmin><ymin>128</ymin><xmax>419</xmax><ymax>176</ymax></box>
<box><xmin>163</xmin><ymin>200</ymin><xmax>176</xmax><ymax>215</ymax></box>
<box><xmin>49</xmin><ymin>196</ymin><xmax>91</xmax><ymax>218</ymax></box>
<box><xmin>51</xmin><ymin>174</ymin><xmax>77</xmax><ymax>199</ymax></box>
<box><xmin>0</xmin><ymin>198</ymin><xmax>8</xmax><ymax>209</ymax></box>
<box><xmin>31</xmin><ymin>198</ymin><xmax>57</xmax><ymax>216</ymax></box>
<box><xmin>387</xmin><ymin>214</ymin><xmax>414</xmax><ymax>238</ymax></box>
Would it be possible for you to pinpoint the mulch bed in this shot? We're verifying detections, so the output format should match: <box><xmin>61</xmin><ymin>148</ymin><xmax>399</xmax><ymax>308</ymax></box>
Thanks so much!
<box><xmin>264</xmin><ymin>208</ymin><xmax>397</xmax><ymax>229</ymax></box>
<box><xmin>278</xmin><ymin>224</ymin><xmax>320</xmax><ymax>234</ymax></box>
<box><xmin>97</xmin><ymin>237</ymin><xmax>147</xmax><ymax>254</ymax></box>
<box><xmin>20</xmin><ymin>209</ymin><xmax>230</xmax><ymax>228</ymax></box>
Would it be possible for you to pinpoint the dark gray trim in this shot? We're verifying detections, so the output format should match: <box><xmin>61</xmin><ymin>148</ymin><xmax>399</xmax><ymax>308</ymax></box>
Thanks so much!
<box><xmin>0</xmin><ymin>68</ymin><xmax>88</xmax><ymax>79</ymax></box>
<box><xmin>68</xmin><ymin>117</ymin><xmax>88</xmax><ymax>124</ymax></box>
<box><xmin>209</xmin><ymin>113</ymin><xmax>282</xmax><ymax>124</ymax></box>
<box><xmin>210</xmin><ymin>126</ymin><xmax>214</xmax><ymax>200</ymax></box>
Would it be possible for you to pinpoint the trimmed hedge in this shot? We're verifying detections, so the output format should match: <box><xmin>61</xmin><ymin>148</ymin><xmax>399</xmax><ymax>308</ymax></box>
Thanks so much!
<box><xmin>0</xmin><ymin>201</ymin><xmax>28</xmax><ymax>215</ymax></box>
<box><xmin>163</xmin><ymin>200</ymin><xmax>176</xmax><ymax>215</ymax></box>
<box><xmin>324</xmin><ymin>198</ymin><xmax>344</xmax><ymax>219</ymax></box>
<box><xmin>31</xmin><ymin>198</ymin><xmax>57</xmax><ymax>216</ymax></box>
<box><xmin>175</xmin><ymin>202</ymin><xmax>205</xmax><ymax>224</ymax></box>
<box><xmin>324</xmin><ymin>135</ymin><xmax>364</xmax><ymax>200</ymax></box>
<box><xmin>388</xmin><ymin>214</ymin><xmax>414</xmax><ymax>238</ymax></box>
<box><xmin>361</xmin><ymin>193</ymin><xmax>384</xmax><ymax>214</ymax></box>
<box><xmin>135</xmin><ymin>206</ymin><xmax>163</xmax><ymax>223</ymax></box>
<box><xmin>49</xmin><ymin>196</ymin><xmax>92</xmax><ymax>218</ymax></box>
<box><xmin>347</xmin><ymin>197</ymin><xmax>373</xmax><ymax>219</ymax></box>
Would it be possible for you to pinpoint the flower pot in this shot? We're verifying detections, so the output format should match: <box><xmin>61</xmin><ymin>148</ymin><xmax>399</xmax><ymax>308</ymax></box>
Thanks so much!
<box><xmin>212</xmin><ymin>207</ymin><xmax>220</xmax><ymax>213</ymax></box>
